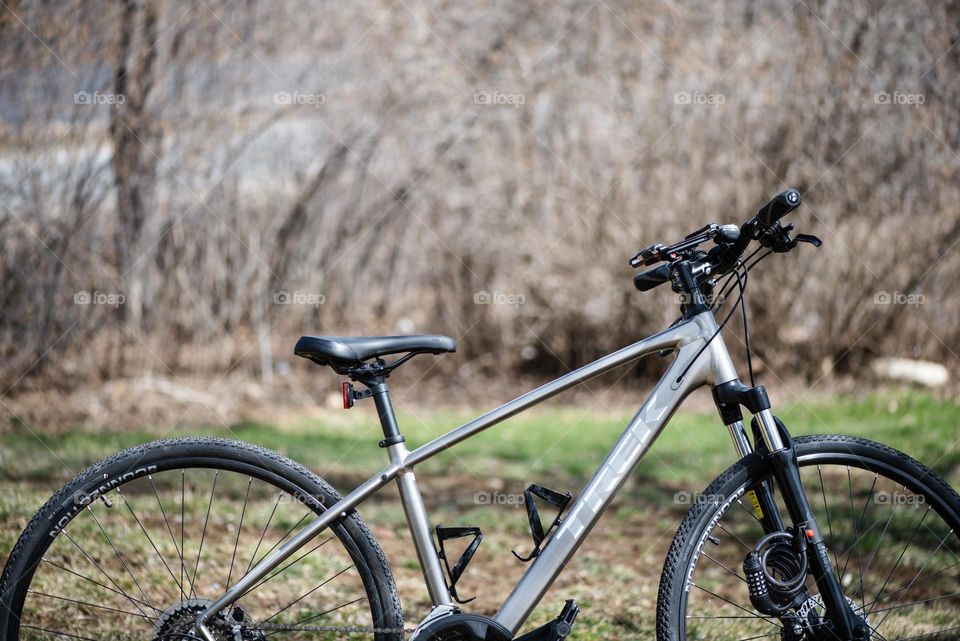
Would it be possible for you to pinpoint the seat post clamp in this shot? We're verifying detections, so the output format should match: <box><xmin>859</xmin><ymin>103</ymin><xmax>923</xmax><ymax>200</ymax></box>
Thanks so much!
<box><xmin>379</xmin><ymin>434</ymin><xmax>406</xmax><ymax>448</ymax></box>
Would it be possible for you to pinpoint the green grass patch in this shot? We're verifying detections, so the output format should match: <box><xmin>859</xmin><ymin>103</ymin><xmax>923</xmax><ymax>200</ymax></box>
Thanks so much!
<box><xmin>2</xmin><ymin>390</ymin><xmax>959</xmax><ymax>640</ymax></box>
<box><xmin>3</xmin><ymin>390</ymin><xmax>958</xmax><ymax>492</ymax></box>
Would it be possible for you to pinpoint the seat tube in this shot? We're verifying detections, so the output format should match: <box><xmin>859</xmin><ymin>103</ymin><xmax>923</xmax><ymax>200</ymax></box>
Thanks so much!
<box><xmin>394</xmin><ymin>466</ymin><xmax>451</xmax><ymax>606</ymax></box>
<box><xmin>370</xmin><ymin>384</ymin><xmax>452</xmax><ymax>607</ymax></box>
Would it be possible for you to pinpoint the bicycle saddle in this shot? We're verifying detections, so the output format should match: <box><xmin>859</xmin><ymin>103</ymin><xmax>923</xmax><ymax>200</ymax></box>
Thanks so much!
<box><xmin>294</xmin><ymin>334</ymin><xmax>456</xmax><ymax>370</ymax></box>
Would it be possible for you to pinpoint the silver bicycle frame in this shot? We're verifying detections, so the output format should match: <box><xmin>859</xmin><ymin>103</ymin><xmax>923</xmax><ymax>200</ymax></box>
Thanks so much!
<box><xmin>197</xmin><ymin>310</ymin><xmax>744</xmax><ymax>640</ymax></box>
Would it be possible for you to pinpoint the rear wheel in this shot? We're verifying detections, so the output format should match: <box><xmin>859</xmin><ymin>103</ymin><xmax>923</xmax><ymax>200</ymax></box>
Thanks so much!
<box><xmin>0</xmin><ymin>438</ymin><xmax>403</xmax><ymax>641</ymax></box>
<box><xmin>657</xmin><ymin>435</ymin><xmax>960</xmax><ymax>641</ymax></box>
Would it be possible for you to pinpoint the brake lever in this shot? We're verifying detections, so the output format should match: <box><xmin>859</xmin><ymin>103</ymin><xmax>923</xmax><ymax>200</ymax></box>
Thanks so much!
<box><xmin>629</xmin><ymin>243</ymin><xmax>667</xmax><ymax>268</ymax></box>
<box><xmin>629</xmin><ymin>224</ymin><xmax>728</xmax><ymax>268</ymax></box>
<box><xmin>794</xmin><ymin>233</ymin><xmax>822</xmax><ymax>248</ymax></box>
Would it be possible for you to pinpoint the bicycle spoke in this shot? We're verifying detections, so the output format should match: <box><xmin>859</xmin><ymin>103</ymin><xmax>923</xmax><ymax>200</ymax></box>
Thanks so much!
<box><xmin>853</xmin><ymin>471</ymin><xmax>877</xmax><ymax>610</ymax></box>
<box><xmin>27</xmin><ymin>590</ymin><xmax>153</xmax><ymax>620</ymax></box>
<box><xmin>117</xmin><ymin>487</ymin><xmax>185</xmax><ymax>597</ymax></box>
<box><xmin>180</xmin><ymin>470</ymin><xmax>186</xmax><ymax>596</ymax></box>
<box><xmin>703</xmin><ymin>551</ymin><xmax>747</xmax><ymax>583</ymax></box>
<box><xmin>870</xmin><ymin>527</ymin><xmax>954</xmax><ymax>612</ymax></box>
<box><xmin>817</xmin><ymin>465</ymin><xmax>841</xmax><ymax>577</ymax></box>
<box><xmin>733</xmin><ymin>632</ymin><xmax>781</xmax><ymax>641</ymax></box>
<box><xmin>869</xmin><ymin>506</ymin><xmax>931</xmax><ymax>614</ymax></box>
<box><xmin>735</xmin><ymin>497</ymin><xmax>763</xmax><ymax>525</ymax></box>
<box><xmin>245</xmin><ymin>492</ymin><xmax>284</xmax><ymax>574</ymax></box>
<box><xmin>40</xmin><ymin>559</ymin><xmax>157</xmax><ymax>613</ymax></box>
<box><xmin>61</xmin><ymin>529</ymin><xmax>158</xmax><ymax>620</ymax></box>
<box><xmin>872</xmin><ymin>538</ymin><xmax>958</xmax><ymax>632</ymax></box>
<box><xmin>243</xmin><ymin>536</ymin><xmax>335</xmax><ymax>597</ymax></box>
<box><xmin>226</xmin><ymin>477</ymin><xmax>254</xmax><ymax>589</ymax></box>
<box><xmin>869</xmin><ymin>626</ymin><xmax>892</xmax><ymax>641</ymax></box>
<box><xmin>866</xmin><ymin>556</ymin><xmax>960</xmax><ymax>609</ymax></box>
<box><xmin>717</xmin><ymin>522</ymin><xmax>752</xmax><ymax>552</ymax></box>
<box><xmin>263</xmin><ymin>564</ymin><xmax>355</xmax><ymax>623</ymax></box>
<box><xmin>150</xmin><ymin>474</ymin><xmax>187</xmax><ymax>601</ymax></box>
<box><xmin>870</xmin><ymin>589</ymin><xmax>960</xmax><ymax>617</ymax></box>
<box><xmin>838</xmin><ymin>467</ymin><xmax>859</xmax><ymax>583</ymax></box>
<box><xmin>245</xmin><ymin>508</ymin><xmax>313</xmax><ymax>574</ymax></box>
<box><xmin>84</xmin><ymin>503</ymin><xmax>156</xmax><ymax>612</ymax></box>
<box><xmin>189</xmin><ymin>470</ymin><xmax>219</xmax><ymax>598</ymax></box>
<box><xmin>20</xmin><ymin>624</ymin><xmax>100</xmax><ymax>641</ymax></box>
<box><xmin>692</xmin><ymin>583</ymin><xmax>780</xmax><ymax>628</ymax></box>
<box><xmin>686</xmin><ymin>615</ymin><xmax>779</xmax><ymax>619</ymax></box>
<box><xmin>269</xmin><ymin>596</ymin><xmax>368</xmax><ymax>636</ymax></box>
<box><xmin>834</xmin><ymin>517</ymin><xmax>883</xmax><ymax>583</ymax></box>
<box><xmin>893</xmin><ymin>624</ymin><xmax>960</xmax><ymax>641</ymax></box>
<box><xmin>854</xmin><ymin>485</ymin><xmax>906</xmax><ymax>601</ymax></box>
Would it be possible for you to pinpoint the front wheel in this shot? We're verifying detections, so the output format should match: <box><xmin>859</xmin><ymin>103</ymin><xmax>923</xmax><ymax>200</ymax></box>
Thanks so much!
<box><xmin>0</xmin><ymin>438</ymin><xmax>403</xmax><ymax>641</ymax></box>
<box><xmin>657</xmin><ymin>435</ymin><xmax>960</xmax><ymax>641</ymax></box>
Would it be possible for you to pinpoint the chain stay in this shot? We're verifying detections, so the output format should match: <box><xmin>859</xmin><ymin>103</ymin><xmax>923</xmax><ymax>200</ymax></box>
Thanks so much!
<box><xmin>246</xmin><ymin>623</ymin><xmax>414</xmax><ymax>635</ymax></box>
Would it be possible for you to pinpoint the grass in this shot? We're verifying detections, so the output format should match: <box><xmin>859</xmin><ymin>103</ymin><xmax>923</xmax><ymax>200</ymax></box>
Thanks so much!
<box><xmin>1</xmin><ymin>389</ymin><xmax>959</xmax><ymax>640</ymax></box>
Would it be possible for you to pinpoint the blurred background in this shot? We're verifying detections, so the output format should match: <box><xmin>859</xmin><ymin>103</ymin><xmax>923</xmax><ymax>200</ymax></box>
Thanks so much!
<box><xmin>1</xmin><ymin>1</ymin><xmax>959</xmax><ymax>635</ymax></box>
<box><xmin>1</xmin><ymin>0</ymin><xmax>958</xmax><ymax>428</ymax></box>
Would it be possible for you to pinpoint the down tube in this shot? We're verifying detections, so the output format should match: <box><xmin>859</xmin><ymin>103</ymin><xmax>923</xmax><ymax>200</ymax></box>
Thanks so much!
<box><xmin>494</xmin><ymin>340</ymin><xmax>713</xmax><ymax>633</ymax></box>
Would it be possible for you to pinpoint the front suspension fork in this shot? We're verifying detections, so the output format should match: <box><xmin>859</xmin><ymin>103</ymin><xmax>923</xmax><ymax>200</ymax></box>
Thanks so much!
<box><xmin>718</xmin><ymin>383</ymin><xmax>863</xmax><ymax>639</ymax></box>
<box><xmin>758</xmin><ymin>416</ymin><xmax>866</xmax><ymax>640</ymax></box>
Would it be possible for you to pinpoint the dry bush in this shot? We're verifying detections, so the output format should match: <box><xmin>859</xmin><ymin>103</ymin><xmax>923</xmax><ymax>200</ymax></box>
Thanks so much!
<box><xmin>0</xmin><ymin>0</ymin><xmax>958</xmax><ymax>395</ymax></box>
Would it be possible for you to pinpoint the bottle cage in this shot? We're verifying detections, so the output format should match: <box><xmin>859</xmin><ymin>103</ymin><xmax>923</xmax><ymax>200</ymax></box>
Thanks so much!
<box><xmin>512</xmin><ymin>484</ymin><xmax>573</xmax><ymax>562</ymax></box>
<box><xmin>435</xmin><ymin>524</ymin><xmax>483</xmax><ymax>604</ymax></box>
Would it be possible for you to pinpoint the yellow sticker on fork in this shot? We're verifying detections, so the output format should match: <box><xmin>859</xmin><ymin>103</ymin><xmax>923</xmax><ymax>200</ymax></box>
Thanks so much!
<box><xmin>747</xmin><ymin>490</ymin><xmax>764</xmax><ymax>520</ymax></box>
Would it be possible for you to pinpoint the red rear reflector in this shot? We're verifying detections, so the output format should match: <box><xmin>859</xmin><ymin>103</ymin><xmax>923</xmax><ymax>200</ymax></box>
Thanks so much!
<box><xmin>342</xmin><ymin>382</ymin><xmax>351</xmax><ymax>409</ymax></box>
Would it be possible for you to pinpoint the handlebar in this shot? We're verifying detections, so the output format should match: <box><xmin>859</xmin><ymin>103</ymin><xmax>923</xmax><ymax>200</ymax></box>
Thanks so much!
<box><xmin>755</xmin><ymin>188</ymin><xmax>801</xmax><ymax>227</ymax></box>
<box><xmin>633</xmin><ymin>263</ymin><xmax>671</xmax><ymax>291</ymax></box>
<box><xmin>628</xmin><ymin>187</ymin><xmax>819</xmax><ymax>299</ymax></box>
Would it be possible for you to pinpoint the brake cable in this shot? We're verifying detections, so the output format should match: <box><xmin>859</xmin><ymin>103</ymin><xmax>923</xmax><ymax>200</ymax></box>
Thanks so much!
<box><xmin>712</xmin><ymin>247</ymin><xmax>771</xmax><ymax>308</ymax></box>
<box><xmin>714</xmin><ymin>252</ymin><xmax>771</xmax><ymax>387</ymax></box>
<box><xmin>673</xmin><ymin>259</ymin><xmax>749</xmax><ymax>384</ymax></box>
<box><xmin>674</xmin><ymin>243</ymin><xmax>778</xmax><ymax>385</ymax></box>
<box><xmin>735</xmin><ymin>266</ymin><xmax>756</xmax><ymax>387</ymax></box>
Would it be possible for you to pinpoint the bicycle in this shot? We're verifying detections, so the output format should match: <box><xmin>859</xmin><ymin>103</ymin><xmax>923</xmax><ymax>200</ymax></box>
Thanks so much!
<box><xmin>3</xmin><ymin>189</ymin><xmax>959</xmax><ymax>641</ymax></box>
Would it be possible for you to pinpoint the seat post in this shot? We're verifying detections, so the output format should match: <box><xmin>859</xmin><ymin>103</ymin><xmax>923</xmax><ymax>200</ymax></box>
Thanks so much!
<box><xmin>369</xmin><ymin>382</ymin><xmax>406</xmax><ymax>448</ymax></box>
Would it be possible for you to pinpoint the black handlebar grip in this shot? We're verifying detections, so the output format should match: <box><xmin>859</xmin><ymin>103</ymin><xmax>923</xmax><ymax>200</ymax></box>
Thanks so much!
<box><xmin>755</xmin><ymin>188</ymin><xmax>801</xmax><ymax>227</ymax></box>
<box><xmin>633</xmin><ymin>263</ymin><xmax>671</xmax><ymax>292</ymax></box>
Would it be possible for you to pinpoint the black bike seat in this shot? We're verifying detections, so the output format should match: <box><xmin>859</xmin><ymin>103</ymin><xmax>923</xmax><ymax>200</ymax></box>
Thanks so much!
<box><xmin>294</xmin><ymin>334</ymin><xmax>456</xmax><ymax>369</ymax></box>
